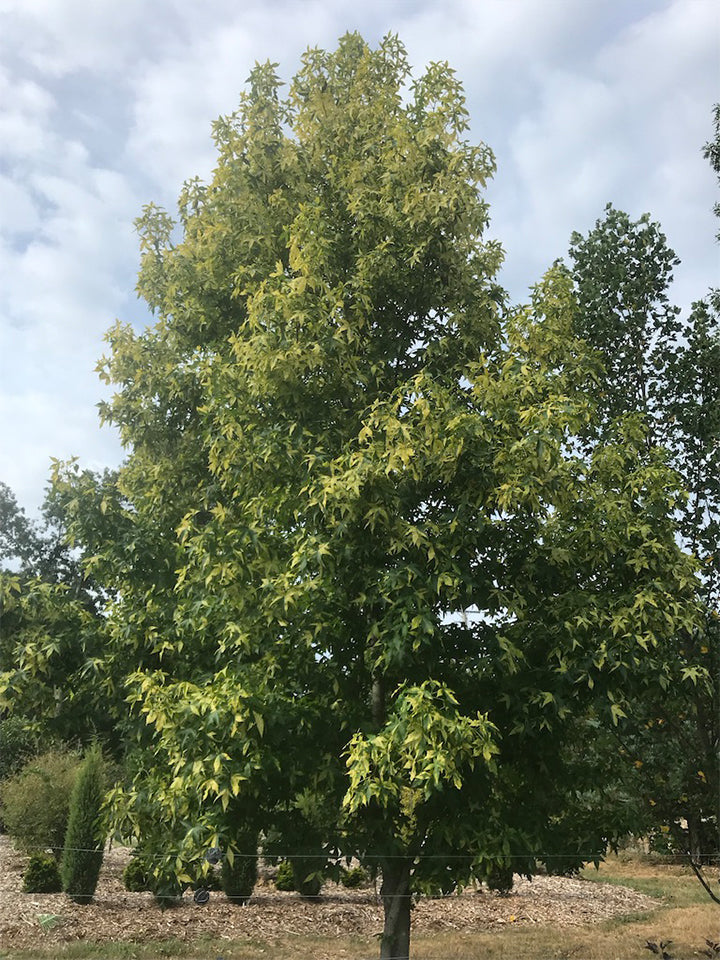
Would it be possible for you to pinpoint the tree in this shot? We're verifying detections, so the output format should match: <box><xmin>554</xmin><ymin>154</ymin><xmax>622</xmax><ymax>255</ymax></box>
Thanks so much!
<box><xmin>0</xmin><ymin>478</ymin><xmax>114</xmax><ymax>748</ymax></box>
<box><xmin>0</xmin><ymin>482</ymin><xmax>38</xmax><ymax>572</ymax></box>
<box><xmin>0</xmin><ymin>478</ymin><xmax>92</xmax><ymax>591</ymax></box>
<box><xmin>61</xmin><ymin>36</ymin><xmax>699</xmax><ymax>959</ymax></box>
<box><xmin>567</xmin><ymin>199</ymin><xmax>719</xmax><ymax>866</ymax></box>
<box><xmin>703</xmin><ymin>103</ymin><xmax>720</xmax><ymax>241</ymax></box>
<box><xmin>568</xmin><ymin>204</ymin><xmax>683</xmax><ymax>442</ymax></box>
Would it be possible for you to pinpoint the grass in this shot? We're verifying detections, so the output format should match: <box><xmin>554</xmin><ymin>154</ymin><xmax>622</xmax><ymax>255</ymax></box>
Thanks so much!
<box><xmin>2</xmin><ymin>855</ymin><xmax>718</xmax><ymax>960</ymax></box>
<box><xmin>580</xmin><ymin>854</ymin><xmax>714</xmax><ymax>908</ymax></box>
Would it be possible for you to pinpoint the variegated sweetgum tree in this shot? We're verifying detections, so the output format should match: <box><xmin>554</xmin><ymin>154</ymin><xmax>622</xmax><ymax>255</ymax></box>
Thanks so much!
<box><xmin>54</xmin><ymin>36</ymin><xmax>699</xmax><ymax>959</ymax></box>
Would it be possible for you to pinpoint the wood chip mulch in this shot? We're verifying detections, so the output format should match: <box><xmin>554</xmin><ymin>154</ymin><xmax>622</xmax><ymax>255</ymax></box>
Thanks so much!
<box><xmin>0</xmin><ymin>836</ymin><xmax>660</xmax><ymax>951</ymax></box>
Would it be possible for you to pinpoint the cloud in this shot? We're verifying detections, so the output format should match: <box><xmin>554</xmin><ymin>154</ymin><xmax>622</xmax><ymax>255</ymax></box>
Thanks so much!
<box><xmin>0</xmin><ymin>0</ymin><xmax>717</xmax><ymax>513</ymax></box>
<box><xmin>0</xmin><ymin>80</ymin><xmax>143</xmax><ymax>510</ymax></box>
<box><xmin>0</xmin><ymin>385</ymin><xmax>123</xmax><ymax>513</ymax></box>
<box><xmin>0</xmin><ymin>0</ymin><xmax>163</xmax><ymax>77</ymax></box>
<box><xmin>492</xmin><ymin>0</ymin><xmax>719</xmax><ymax>301</ymax></box>
<box><xmin>0</xmin><ymin>176</ymin><xmax>41</xmax><ymax>234</ymax></box>
<box><xmin>123</xmin><ymin>2</ymin><xmax>376</xmax><ymax>198</ymax></box>
<box><xmin>0</xmin><ymin>65</ymin><xmax>55</xmax><ymax>162</ymax></box>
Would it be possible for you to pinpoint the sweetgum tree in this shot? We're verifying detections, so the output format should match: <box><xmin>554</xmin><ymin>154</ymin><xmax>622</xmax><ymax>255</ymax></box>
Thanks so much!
<box><xmin>56</xmin><ymin>36</ymin><xmax>699</xmax><ymax>958</ymax></box>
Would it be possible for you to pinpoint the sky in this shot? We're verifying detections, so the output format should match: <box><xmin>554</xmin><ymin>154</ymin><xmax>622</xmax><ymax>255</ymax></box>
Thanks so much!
<box><xmin>0</xmin><ymin>0</ymin><xmax>718</xmax><ymax>515</ymax></box>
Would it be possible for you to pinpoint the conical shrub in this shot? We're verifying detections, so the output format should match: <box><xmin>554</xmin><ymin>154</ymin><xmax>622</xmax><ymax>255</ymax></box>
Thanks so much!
<box><xmin>221</xmin><ymin>829</ymin><xmax>258</xmax><ymax>905</ymax></box>
<box><xmin>60</xmin><ymin>745</ymin><xmax>106</xmax><ymax>904</ymax></box>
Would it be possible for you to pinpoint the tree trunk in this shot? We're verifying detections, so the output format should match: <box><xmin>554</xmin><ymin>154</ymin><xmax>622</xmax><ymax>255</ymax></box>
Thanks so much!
<box><xmin>379</xmin><ymin>858</ymin><xmax>412</xmax><ymax>960</ymax></box>
<box><xmin>371</xmin><ymin>673</ymin><xmax>386</xmax><ymax>729</ymax></box>
<box><xmin>686</xmin><ymin>812</ymin><xmax>702</xmax><ymax>863</ymax></box>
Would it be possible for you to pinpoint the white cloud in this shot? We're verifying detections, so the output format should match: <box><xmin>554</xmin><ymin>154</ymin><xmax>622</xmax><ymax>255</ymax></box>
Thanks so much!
<box><xmin>0</xmin><ymin>176</ymin><xmax>40</xmax><ymax>234</ymax></box>
<box><xmin>491</xmin><ymin>0</ymin><xmax>719</xmax><ymax>302</ymax></box>
<box><xmin>0</xmin><ymin>66</ymin><xmax>55</xmax><ymax>160</ymax></box>
<box><xmin>0</xmin><ymin>0</ymin><xmax>717</xmax><ymax>513</ymax></box>
<box><xmin>0</xmin><ymin>0</ymin><xmax>161</xmax><ymax>76</ymax></box>
<box><xmin>0</xmin><ymin>385</ymin><xmax>123</xmax><ymax>514</ymax></box>
<box><xmin>123</xmin><ymin>3</ymin><xmax>372</xmax><ymax>198</ymax></box>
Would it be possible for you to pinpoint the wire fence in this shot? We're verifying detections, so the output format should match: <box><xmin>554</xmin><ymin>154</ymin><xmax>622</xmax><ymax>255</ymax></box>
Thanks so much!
<box><xmin>18</xmin><ymin>842</ymin><xmax>720</xmax><ymax>862</ymax></box>
<box><xmin>8</xmin><ymin>838</ymin><xmax>720</xmax><ymax>904</ymax></box>
<box><xmin>6</xmin><ymin>839</ymin><xmax>720</xmax><ymax>960</ymax></box>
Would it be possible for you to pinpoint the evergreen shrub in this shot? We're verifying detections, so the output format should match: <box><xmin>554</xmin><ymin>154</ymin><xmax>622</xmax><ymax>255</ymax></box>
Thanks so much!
<box><xmin>274</xmin><ymin>859</ymin><xmax>295</xmax><ymax>891</ymax></box>
<box><xmin>60</xmin><ymin>745</ymin><xmax>106</xmax><ymax>903</ymax></box>
<box><xmin>485</xmin><ymin>862</ymin><xmax>514</xmax><ymax>895</ymax></box>
<box><xmin>122</xmin><ymin>855</ymin><xmax>152</xmax><ymax>892</ymax></box>
<box><xmin>221</xmin><ymin>842</ymin><xmax>258</xmax><ymax>905</ymax></box>
<box><xmin>23</xmin><ymin>853</ymin><xmax>62</xmax><ymax>893</ymax></box>
<box><xmin>341</xmin><ymin>865</ymin><xmax>369</xmax><ymax>888</ymax></box>
<box><xmin>290</xmin><ymin>857</ymin><xmax>322</xmax><ymax>898</ymax></box>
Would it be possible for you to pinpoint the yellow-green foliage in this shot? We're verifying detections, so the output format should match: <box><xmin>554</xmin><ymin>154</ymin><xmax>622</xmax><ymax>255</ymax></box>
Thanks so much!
<box><xmin>0</xmin><ymin>749</ymin><xmax>79</xmax><ymax>857</ymax></box>
<box><xmin>50</xmin><ymin>32</ymin><xmax>706</xmax><ymax>960</ymax></box>
<box><xmin>274</xmin><ymin>860</ymin><xmax>295</xmax><ymax>892</ymax></box>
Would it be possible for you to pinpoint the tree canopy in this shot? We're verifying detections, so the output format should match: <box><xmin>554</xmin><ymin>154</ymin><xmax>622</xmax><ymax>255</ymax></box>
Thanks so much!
<box><xmin>13</xmin><ymin>36</ymin><xmax>711</xmax><ymax>959</ymax></box>
<box><xmin>0</xmin><ymin>478</ymin><xmax>111</xmax><ymax>746</ymax></box>
<box><xmin>565</xmin><ymin>134</ymin><xmax>720</xmax><ymax>872</ymax></box>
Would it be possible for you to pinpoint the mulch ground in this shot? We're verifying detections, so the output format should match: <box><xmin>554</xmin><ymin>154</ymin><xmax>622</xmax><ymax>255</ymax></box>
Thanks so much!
<box><xmin>0</xmin><ymin>836</ymin><xmax>660</xmax><ymax>952</ymax></box>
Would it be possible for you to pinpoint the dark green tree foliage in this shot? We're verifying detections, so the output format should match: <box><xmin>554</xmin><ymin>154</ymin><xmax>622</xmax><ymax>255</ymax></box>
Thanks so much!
<box><xmin>61</xmin><ymin>745</ymin><xmax>106</xmax><ymax>903</ymax></box>
<box><xmin>568</xmin><ymin>204</ymin><xmax>682</xmax><ymax>440</ymax></box>
<box><xmin>0</xmin><ymin>715</ymin><xmax>37</xmax><ymax>782</ymax></box>
<box><xmin>568</xmin><ymin>200</ymin><xmax>720</xmax><ymax>862</ymax></box>
<box><xmin>703</xmin><ymin>103</ymin><xmax>720</xmax><ymax>238</ymax></box>
<box><xmin>0</xmin><ymin>567</ymin><xmax>115</xmax><ymax>749</ymax></box>
<box><xmin>0</xmin><ymin>482</ymin><xmax>38</xmax><ymax>572</ymax></box>
<box><xmin>58</xmin><ymin>36</ymin><xmax>700</xmax><ymax>959</ymax></box>
<box><xmin>220</xmin><ymin>828</ymin><xmax>258</xmax><ymax>904</ymax></box>
<box><xmin>0</xmin><ymin>478</ymin><xmax>93</xmax><ymax>592</ymax></box>
<box><xmin>263</xmin><ymin>791</ymin><xmax>335</xmax><ymax>898</ymax></box>
<box><xmin>0</xmin><ymin>478</ymin><xmax>112</xmax><ymax>749</ymax></box>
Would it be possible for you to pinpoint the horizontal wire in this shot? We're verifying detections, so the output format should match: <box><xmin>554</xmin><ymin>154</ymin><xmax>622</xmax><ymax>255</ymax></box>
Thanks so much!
<box><xmin>19</xmin><ymin>843</ymin><xmax>720</xmax><ymax>862</ymax></box>
<box><xmin>20</xmin><ymin>891</ymin><xmax>545</xmax><ymax>901</ymax></box>
<box><xmin>17</xmin><ymin>880</ymin><xmax>650</xmax><ymax>899</ymax></box>
<box><xmin>12</xmin><ymin>867</ymin><xmax>703</xmax><ymax>900</ymax></box>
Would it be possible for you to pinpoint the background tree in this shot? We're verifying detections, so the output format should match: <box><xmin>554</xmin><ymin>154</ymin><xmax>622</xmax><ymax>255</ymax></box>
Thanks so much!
<box><xmin>567</xmin><ymin>156</ymin><xmax>720</xmax><ymax>868</ymax></box>
<box><xmin>59</xmin><ymin>35</ymin><xmax>700</xmax><ymax>960</ymax></box>
<box><xmin>0</xmin><ymin>482</ymin><xmax>39</xmax><ymax>573</ymax></box>
<box><xmin>0</xmin><ymin>478</ymin><xmax>93</xmax><ymax>592</ymax></box>
<box><xmin>703</xmin><ymin>103</ymin><xmax>720</xmax><ymax>241</ymax></box>
<box><xmin>568</xmin><ymin>204</ymin><xmax>683</xmax><ymax>442</ymax></box>
<box><xmin>0</xmin><ymin>477</ymin><xmax>114</xmax><ymax>749</ymax></box>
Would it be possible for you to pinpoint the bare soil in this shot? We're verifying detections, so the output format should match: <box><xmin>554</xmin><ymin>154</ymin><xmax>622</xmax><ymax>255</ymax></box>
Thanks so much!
<box><xmin>0</xmin><ymin>837</ymin><xmax>660</xmax><ymax>952</ymax></box>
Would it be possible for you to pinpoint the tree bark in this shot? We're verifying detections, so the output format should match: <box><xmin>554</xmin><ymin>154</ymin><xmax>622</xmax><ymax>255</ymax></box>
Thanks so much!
<box><xmin>379</xmin><ymin>857</ymin><xmax>412</xmax><ymax>960</ymax></box>
<box><xmin>371</xmin><ymin>673</ymin><xmax>386</xmax><ymax>729</ymax></box>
